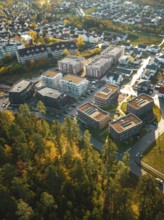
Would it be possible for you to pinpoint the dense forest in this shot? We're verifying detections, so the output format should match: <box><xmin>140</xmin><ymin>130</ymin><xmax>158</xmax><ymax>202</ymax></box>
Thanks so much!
<box><xmin>0</xmin><ymin>105</ymin><xmax>164</xmax><ymax>220</ymax></box>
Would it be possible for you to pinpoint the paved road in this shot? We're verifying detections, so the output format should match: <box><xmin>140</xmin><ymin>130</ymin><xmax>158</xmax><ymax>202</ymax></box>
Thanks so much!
<box><xmin>128</xmin><ymin>97</ymin><xmax>164</xmax><ymax>176</ymax></box>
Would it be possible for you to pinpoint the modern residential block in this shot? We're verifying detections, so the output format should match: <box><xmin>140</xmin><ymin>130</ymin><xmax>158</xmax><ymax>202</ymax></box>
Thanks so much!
<box><xmin>9</xmin><ymin>80</ymin><xmax>35</xmax><ymax>105</ymax></box>
<box><xmin>86</xmin><ymin>56</ymin><xmax>112</xmax><ymax>78</ymax></box>
<box><xmin>101</xmin><ymin>45</ymin><xmax>124</xmax><ymax>64</ymax></box>
<box><xmin>127</xmin><ymin>93</ymin><xmax>154</xmax><ymax>116</ymax></box>
<box><xmin>60</xmin><ymin>74</ymin><xmax>88</xmax><ymax>97</ymax></box>
<box><xmin>36</xmin><ymin>87</ymin><xmax>68</xmax><ymax>110</ymax></box>
<box><xmin>58</xmin><ymin>57</ymin><xmax>84</xmax><ymax>74</ymax></box>
<box><xmin>41</xmin><ymin>70</ymin><xmax>62</xmax><ymax>89</ymax></box>
<box><xmin>77</xmin><ymin>102</ymin><xmax>110</xmax><ymax>129</ymax></box>
<box><xmin>94</xmin><ymin>83</ymin><xmax>119</xmax><ymax>107</ymax></box>
<box><xmin>109</xmin><ymin>114</ymin><xmax>143</xmax><ymax>142</ymax></box>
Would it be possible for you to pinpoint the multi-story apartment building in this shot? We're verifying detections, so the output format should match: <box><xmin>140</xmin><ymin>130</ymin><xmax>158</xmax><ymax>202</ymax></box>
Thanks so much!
<box><xmin>4</xmin><ymin>43</ymin><xmax>18</xmax><ymax>56</ymax></box>
<box><xmin>16</xmin><ymin>41</ymin><xmax>78</xmax><ymax>64</ymax></box>
<box><xmin>94</xmin><ymin>83</ymin><xmax>119</xmax><ymax>107</ymax></box>
<box><xmin>101</xmin><ymin>45</ymin><xmax>124</xmax><ymax>64</ymax></box>
<box><xmin>9</xmin><ymin>79</ymin><xmax>35</xmax><ymax>105</ymax></box>
<box><xmin>36</xmin><ymin>87</ymin><xmax>68</xmax><ymax>111</ymax></box>
<box><xmin>109</xmin><ymin>113</ymin><xmax>143</xmax><ymax>142</ymax></box>
<box><xmin>16</xmin><ymin>45</ymin><xmax>48</xmax><ymax>64</ymax></box>
<box><xmin>127</xmin><ymin>93</ymin><xmax>154</xmax><ymax>116</ymax></box>
<box><xmin>58</xmin><ymin>57</ymin><xmax>84</xmax><ymax>74</ymax></box>
<box><xmin>60</xmin><ymin>74</ymin><xmax>88</xmax><ymax>97</ymax></box>
<box><xmin>86</xmin><ymin>56</ymin><xmax>112</xmax><ymax>78</ymax></box>
<box><xmin>0</xmin><ymin>42</ymin><xmax>22</xmax><ymax>59</ymax></box>
<box><xmin>47</xmin><ymin>41</ymin><xmax>78</xmax><ymax>58</ymax></box>
<box><xmin>41</xmin><ymin>70</ymin><xmax>62</xmax><ymax>89</ymax></box>
<box><xmin>77</xmin><ymin>102</ymin><xmax>110</xmax><ymax>129</ymax></box>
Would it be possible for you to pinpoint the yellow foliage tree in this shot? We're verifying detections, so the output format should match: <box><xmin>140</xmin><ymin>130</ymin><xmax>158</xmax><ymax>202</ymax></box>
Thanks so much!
<box><xmin>63</xmin><ymin>49</ymin><xmax>70</xmax><ymax>56</ymax></box>
<box><xmin>77</xmin><ymin>35</ymin><xmax>85</xmax><ymax>47</ymax></box>
<box><xmin>28</xmin><ymin>30</ymin><xmax>38</xmax><ymax>43</ymax></box>
<box><xmin>4</xmin><ymin>110</ymin><xmax>15</xmax><ymax>123</ymax></box>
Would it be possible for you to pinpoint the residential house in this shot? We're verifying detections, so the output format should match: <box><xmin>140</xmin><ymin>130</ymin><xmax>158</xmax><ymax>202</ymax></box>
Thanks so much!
<box><xmin>158</xmin><ymin>86</ymin><xmax>164</xmax><ymax>99</ymax></box>
<box><xmin>116</xmin><ymin>67</ymin><xmax>133</xmax><ymax>77</ymax></box>
<box><xmin>157</xmin><ymin>54</ymin><xmax>164</xmax><ymax>64</ymax></box>
<box><xmin>119</xmin><ymin>56</ymin><xmax>130</xmax><ymax>65</ymax></box>
<box><xmin>107</xmin><ymin>73</ymin><xmax>122</xmax><ymax>85</ymax></box>
<box><xmin>137</xmin><ymin>44</ymin><xmax>147</xmax><ymax>52</ymax></box>
<box><xmin>16</xmin><ymin>45</ymin><xmax>48</xmax><ymax>64</ymax></box>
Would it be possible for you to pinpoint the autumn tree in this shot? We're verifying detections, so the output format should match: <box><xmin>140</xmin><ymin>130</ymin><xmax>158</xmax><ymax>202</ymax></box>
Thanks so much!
<box><xmin>37</xmin><ymin>100</ymin><xmax>46</xmax><ymax>115</ymax></box>
<box><xmin>77</xmin><ymin>35</ymin><xmax>85</xmax><ymax>48</ymax></box>
<box><xmin>136</xmin><ymin>175</ymin><xmax>164</xmax><ymax>220</ymax></box>
<box><xmin>16</xmin><ymin>200</ymin><xmax>34</xmax><ymax>220</ymax></box>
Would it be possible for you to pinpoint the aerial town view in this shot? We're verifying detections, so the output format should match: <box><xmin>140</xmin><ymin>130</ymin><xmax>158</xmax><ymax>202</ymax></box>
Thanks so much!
<box><xmin>0</xmin><ymin>0</ymin><xmax>164</xmax><ymax>219</ymax></box>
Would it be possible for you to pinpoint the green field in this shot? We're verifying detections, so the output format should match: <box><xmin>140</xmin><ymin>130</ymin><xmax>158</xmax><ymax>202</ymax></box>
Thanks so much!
<box><xmin>142</xmin><ymin>132</ymin><xmax>164</xmax><ymax>174</ymax></box>
<box><xmin>84</xmin><ymin>6</ymin><xmax>97</xmax><ymax>15</ymax></box>
<box><xmin>129</xmin><ymin>33</ymin><xmax>163</xmax><ymax>46</ymax></box>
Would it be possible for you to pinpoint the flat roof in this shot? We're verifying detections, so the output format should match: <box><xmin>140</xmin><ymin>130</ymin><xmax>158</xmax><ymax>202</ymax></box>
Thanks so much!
<box><xmin>59</xmin><ymin>57</ymin><xmax>83</xmax><ymax>64</ymax></box>
<box><xmin>37</xmin><ymin>87</ymin><xmax>62</xmax><ymax>99</ymax></box>
<box><xmin>62</xmin><ymin>74</ymin><xmax>85</xmax><ymax>84</ymax></box>
<box><xmin>10</xmin><ymin>80</ymin><xmax>31</xmax><ymax>93</ymax></box>
<box><xmin>42</xmin><ymin>70</ymin><xmax>60</xmax><ymax>77</ymax></box>
<box><xmin>101</xmin><ymin>46</ymin><xmax>123</xmax><ymax>56</ymax></box>
<box><xmin>95</xmin><ymin>83</ymin><xmax>118</xmax><ymax>100</ymax></box>
<box><xmin>110</xmin><ymin>113</ymin><xmax>142</xmax><ymax>133</ymax></box>
<box><xmin>87</xmin><ymin>57</ymin><xmax>109</xmax><ymax>68</ymax></box>
<box><xmin>78</xmin><ymin>103</ymin><xmax>109</xmax><ymax>121</ymax></box>
<box><xmin>128</xmin><ymin>93</ymin><xmax>153</xmax><ymax>109</ymax></box>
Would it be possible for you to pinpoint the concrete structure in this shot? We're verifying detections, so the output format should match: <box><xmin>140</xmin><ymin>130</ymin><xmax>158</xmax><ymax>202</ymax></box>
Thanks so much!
<box><xmin>47</xmin><ymin>41</ymin><xmax>78</xmax><ymax>58</ymax></box>
<box><xmin>101</xmin><ymin>45</ymin><xmax>124</xmax><ymax>64</ymax></box>
<box><xmin>36</xmin><ymin>87</ymin><xmax>68</xmax><ymax>110</ymax></box>
<box><xmin>94</xmin><ymin>83</ymin><xmax>119</xmax><ymax>107</ymax></box>
<box><xmin>58</xmin><ymin>57</ymin><xmax>84</xmax><ymax>74</ymax></box>
<box><xmin>127</xmin><ymin>93</ymin><xmax>154</xmax><ymax>116</ymax></box>
<box><xmin>109</xmin><ymin>113</ymin><xmax>143</xmax><ymax>142</ymax></box>
<box><xmin>107</xmin><ymin>73</ymin><xmax>122</xmax><ymax>85</ymax></box>
<box><xmin>41</xmin><ymin>70</ymin><xmax>62</xmax><ymax>89</ymax></box>
<box><xmin>119</xmin><ymin>56</ymin><xmax>130</xmax><ymax>65</ymax></box>
<box><xmin>86</xmin><ymin>56</ymin><xmax>112</xmax><ymax>78</ymax></box>
<box><xmin>60</xmin><ymin>74</ymin><xmax>88</xmax><ymax>97</ymax></box>
<box><xmin>77</xmin><ymin>102</ymin><xmax>110</xmax><ymax>129</ymax></box>
<box><xmin>16</xmin><ymin>45</ymin><xmax>48</xmax><ymax>64</ymax></box>
<box><xmin>9</xmin><ymin>80</ymin><xmax>35</xmax><ymax>105</ymax></box>
<box><xmin>16</xmin><ymin>41</ymin><xmax>78</xmax><ymax>64</ymax></box>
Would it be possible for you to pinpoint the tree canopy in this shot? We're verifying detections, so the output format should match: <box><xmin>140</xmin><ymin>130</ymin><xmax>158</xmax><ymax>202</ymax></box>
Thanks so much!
<box><xmin>0</xmin><ymin>106</ymin><xmax>163</xmax><ymax>219</ymax></box>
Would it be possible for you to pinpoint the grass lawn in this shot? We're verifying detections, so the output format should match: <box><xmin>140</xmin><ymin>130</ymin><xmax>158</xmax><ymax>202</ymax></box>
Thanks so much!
<box><xmin>153</xmin><ymin>105</ymin><xmax>162</xmax><ymax>123</ymax></box>
<box><xmin>84</xmin><ymin>6</ymin><xmax>97</xmax><ymax>15</ymax></box>
<box><xmin>129</xmin><ymin>33</ymin><xmax>163</xmax><ymax>46</ymax></box>
<box><xmin>142</xmin><ymin>132</ymin><xmax>164</xmax><ymax>174</ymax></box>
<box><xmin>120</xmin><ymin>102</ymin><xmax>127</xmax><ymax>113</ymax></box>
<box><xmin>102</xmin><ymin>104</ymin><xmax>118</xmax><ymax>111</ymax></box>
<box><xmin>0</xmin><ymin>69</ymin><xmax>42</xmax><ymax>84</ymax></box>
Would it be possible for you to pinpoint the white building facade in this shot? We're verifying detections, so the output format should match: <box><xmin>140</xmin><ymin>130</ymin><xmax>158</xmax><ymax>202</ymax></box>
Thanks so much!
<box><xmin>60</xmin><ymin>74</ymin><xmax>88</xmax><ymax>97</ymax></box>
